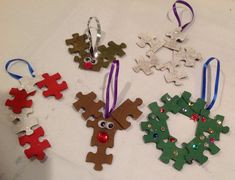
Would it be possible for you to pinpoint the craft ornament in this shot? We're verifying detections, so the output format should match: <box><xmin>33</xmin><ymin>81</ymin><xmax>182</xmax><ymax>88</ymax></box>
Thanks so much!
<box><xmin>140</xmin><ymin>57</ymin><xmax>229</xmax><ymax>170</ymax></box>
<box><xmin>133</xmin><ymin>0</ymin><xmax>202</xmax><ymax>85</ymax></box>
<box><xmin>65</xmin><ymin>17</ymin><xmax>127</xmax><ymax>71</ymax></box>
<box><xmin>4</xmin><ymin>59</ymin><xmax>68</xmax><ymax>160</ymax></box>
<box><xmin>73</xmin><ymin>60</ymin><xmax>143</xmax><ymax>170</ymax></box>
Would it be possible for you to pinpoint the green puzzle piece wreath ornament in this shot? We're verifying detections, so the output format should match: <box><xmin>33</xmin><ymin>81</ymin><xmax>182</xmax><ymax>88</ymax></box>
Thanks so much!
<box><xmin>141</xmin><ymin>57</ymin><xmax>230</xmax><ymax>170</ymax></box>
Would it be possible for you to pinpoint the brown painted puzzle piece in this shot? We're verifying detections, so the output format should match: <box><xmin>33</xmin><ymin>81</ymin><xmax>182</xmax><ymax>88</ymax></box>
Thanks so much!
<box><xmin>74</xmin><ymin>41</ymin><xmax>127</xmax><ymax>71</ymax></box>
<box><xmin>73</xmin><ymin>92</ymin><xmax>105</xmax><ymax>119</ymax></box>
<box><xmin>65</xmin><ymin>33</ymin><xmax>89</xmax><ymax>54</ymax></box>
<box><xmin>111</xmin><ymin>98</ymin><xmax>143</xmax><ymax>129</ymax></box>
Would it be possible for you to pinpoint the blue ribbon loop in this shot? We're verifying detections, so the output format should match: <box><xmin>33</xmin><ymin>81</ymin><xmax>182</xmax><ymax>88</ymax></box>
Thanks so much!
<box><xmin>201</xmin><ymin>57</ymin><xmax>221</xmax><ymax>110</ymax></box>
<box><xmin>5</xmin><ymin>59</ymin><xmax>35</xmax><ymax>80</ymax></box>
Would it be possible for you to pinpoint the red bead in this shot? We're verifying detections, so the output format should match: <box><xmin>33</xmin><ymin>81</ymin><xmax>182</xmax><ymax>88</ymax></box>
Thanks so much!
<box><xmin>210</xmin><ymin>138</ymin><xmax>215</xmax><ymax>143</ymax></box>
<box><xmin>160</xmin><ymin>108</ymin><xmax>165</xmax><ymax>113</ymax></box>
<box><xmin>84</xmin><ymin>62</ymin><xmax>93</xmax><ymax>69</ymax></box>
<box><xmin>97</xmin><ymin>132</ymin><xmax>109</xmax><ymax>143</ymax></box>
<box><xmin>191</xmin><ymin>114</ymin><xmax>199</xmax><ymax>122</ymax></box>
<box><xmin>169</xmin><ymin>137</ymin><xmax>176</xmax><ymax>143</ymax></box>
<box><xmin>201</xmin><ymin>117</ymin><xmax>206</xmax><ymax>123</ymax></box>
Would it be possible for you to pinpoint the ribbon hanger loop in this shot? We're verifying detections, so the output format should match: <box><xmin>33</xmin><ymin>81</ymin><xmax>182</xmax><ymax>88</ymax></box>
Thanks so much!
<box><xmin>201</xmin><ymin>57</ymin><xmax>221</xmax><ymax>110</ymax></box>
<box><xmin>5</xmin><ymin>58</ymin><xmax>35</xmax><ymax>80</ymax></box>
<box><xmin>86</xmin><ymin>17</ymin><xmax>102</xmax><ymax>59</ymax></box>
<box><xmin>104</xmin><ymin>60</ymin><xmax>120</xmax><ymax>119</ymax></box>
<box><xmin>172</xmin><ymin>0</ymin><xmax>194</xmax><ymax>32</ymax></box>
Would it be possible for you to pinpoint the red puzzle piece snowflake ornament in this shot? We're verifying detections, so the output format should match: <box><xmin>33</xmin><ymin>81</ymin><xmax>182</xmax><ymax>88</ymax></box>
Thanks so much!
<box><xmin>4</xmin><ymin>59</ymin><xmax>68</xmax><ymax>160</ymax></box>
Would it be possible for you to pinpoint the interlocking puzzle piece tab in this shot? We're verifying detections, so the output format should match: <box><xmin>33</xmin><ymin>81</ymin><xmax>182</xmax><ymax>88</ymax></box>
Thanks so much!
<box><xmin>111</xmin><ymin>98</ymin><xmax>143</xmax><ymax>130</ymax></box>
<box><xmin>65</xmin><ymin>33</ymin><xmax>89</xmax><ymax>54</ymax></box>
<box><xmin>73</xmin><ymin>91</ymin><xmax>105</xmax><ymax>120</ymax></box>
<box><xmin>157</xmin><ymin>139</ymin><xmax>188</xmax><ymax>170</ymax></box>
<box><xmin>183</xmin><ymin>135</ymin><xmax>220</xmax><ymax>165</ymax></box>
<box><xmin>98</xmin><ymin>41</ymin><xmax>127</xmax><ymax>62</ymax></box>
<box><xmin>5</xmin><ymin>88</ymin><xmax>35</xmax><ymax>114</ymax></box>
<box><xmin>19</xmin><ymin>126</ymin><xmax>51</xmax><ymax>160</ymax></box>
<box><xmin>141</xmin><ymin>112</ymin><xmax>170</xmax><ymax>144</ymax></box>
<box><xmin>36</xmin><ymin>73</ymin><xmax>68</xmax><ymax>99</ymax></box>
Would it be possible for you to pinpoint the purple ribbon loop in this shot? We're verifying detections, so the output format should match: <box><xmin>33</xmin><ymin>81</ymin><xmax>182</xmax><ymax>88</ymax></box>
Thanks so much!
<box><xmin>104</xmin><ymin>60</ymin><xmax>120</xmax><ymax>118</ymax></box>
<box><xmin>173</xmin><ymin>0</ymin><xmax>194</xmax><ymax>31</ymax></box>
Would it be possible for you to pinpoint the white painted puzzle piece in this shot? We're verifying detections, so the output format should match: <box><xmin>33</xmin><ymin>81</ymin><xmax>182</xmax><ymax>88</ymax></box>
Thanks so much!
<box><xmin>164</xmin><ymin>28</ymin><xmax>186</xmax><ymax>51</ymax></box>
<box><xmin>157</xmin><ymin>61</ymin><xmax>187</xmax><ymax>86</ymax></box>
<box><xmin>137</xmin><ymin>33</ymin><xmax>165</xmax><ymax>55</ymax></box>
<box><xmin>133</xmin><ymin>53</ymin><xmax>159</xmax><ymax>75</ymax></box>
<box><xmin>174</xmin><ymin>47</ymin><xmax>203</xmax><ymax>67</ymax></box>
<box><xmin>19</xmin><ymin>74</ymin><xmax>43</xmax><ymax>93</ymax></box>
<box><xmin>10</xmin><ymin>108</ymin><xmax>38</xmax><ymax>135</ymax></box>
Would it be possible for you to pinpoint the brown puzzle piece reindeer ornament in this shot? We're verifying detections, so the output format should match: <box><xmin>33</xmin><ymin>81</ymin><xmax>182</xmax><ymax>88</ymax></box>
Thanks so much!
<box><xmin>73</xmin><ymin>92</ymin><xmax>143</xmax><ymax>170</ymax></box>
<box><xmin>65</xmin><ymin>17</ymin><xmax>126</xmax><ymax>72</ymax></box>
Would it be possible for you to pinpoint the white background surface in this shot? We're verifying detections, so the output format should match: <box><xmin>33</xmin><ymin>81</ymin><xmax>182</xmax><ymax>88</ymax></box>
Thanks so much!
<box><xmin>0</xmin><ymin>0</ymin><xmax>235</xmax><ymax>180</ymax></box>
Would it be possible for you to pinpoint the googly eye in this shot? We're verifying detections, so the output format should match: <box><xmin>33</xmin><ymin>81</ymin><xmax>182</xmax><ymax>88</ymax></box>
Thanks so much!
<box><xmin>106</xmin><ymin>122</ymin><xmax>114</xmax><ymax>129</ymax></box>
<box><xmin>84</xmin><ymin>57</ymin><xmax>92</xmax><ymax>62</ymax></box>
<box><xmin>98</xmin><ymin>120</ymin><xmax>106</xmax><ymax>128</ymax></box>
<box><xmin>91</xmin><ymin>59</ymin><xmax>98</xmax><ymax>65</ymax></box>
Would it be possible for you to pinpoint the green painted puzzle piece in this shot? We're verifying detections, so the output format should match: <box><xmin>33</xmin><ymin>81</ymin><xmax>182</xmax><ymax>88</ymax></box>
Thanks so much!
<box><xmin>183</xmin><ymin>135</ymin><xmax>220</xmax><ymax>164</ymax></box>
<box><xmin>141</xmin><ymin>112</ymin><xmax>170</xmax><ymax>144</ymax></box>
<box><xmin>196</xmin><ymin>113</ymin><xmax>230</xmax><ymax>141</ymax></box>
<box><xmin>157</xmin><ymin>139</ymin><xmax>188</xmax><ymax>170</ymax></box>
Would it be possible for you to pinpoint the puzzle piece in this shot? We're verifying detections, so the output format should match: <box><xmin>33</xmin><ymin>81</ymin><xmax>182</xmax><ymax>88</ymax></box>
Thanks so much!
<box><xmin>74</xmin><ymin>51</ymin><xmax>109</xmax><ymax>71</ymax></box>
<box><xmin>5</xmin><ymin>88</ymin><xmax>35</xmax><ymax>114</ymax></box>
<box><xmin>19</xmin><ymin>126</ymin><xmax>51</xmax><ymax>160</ymax></box>
<box><xmin>65</xmin><ymin>33</ymin><xmax>89</xmax><ymax>54</ymax></box>
<box><xmin>73</xmin><ymin>91</ymin><xmax>105</xmax><ymax>119</ymax></box>
<box><xmin>174</xmin><ymin>47</ymin><xmax>202</xmax><ymax>67</ymax></box>
<box><xmin>19</xmin><ymin>74</ymin><xmax>43</xmax><ymax>93</ymax></box>
<box><xmin>158</xmin><ymin>62</ymin><xmax>187</xmax><ymax>85</ymax></box>
<box><xmin>164</xmin><ymin>28</ymin><xmax>185</xmax><ymax>51</ymax></box>
<box><xmin>36</xmin><ymin>73</ymin><xmax>68</xmax><ymax>99</ymax></box>
<box><xmin>10</xmin><ymin>108</ymin><xmax>38</xmax><ymax>135</ymax></box>
<box><xmin>141</xmin><ymin>112</ymin><xmax>170</xmax><ymax>144</ymax></box>
<box><xmin>161</xmin><ymin>93</ymin><xmax>181</xmax><ymax>114</ymax></box>
<box><xmin>141</xmin><ymin>94</ymin><xmax>180</xmax><ymax>145</ymax></box>
<box><xmin>177</xmin><ymin>91</ymin><xmax>206</xmax><ymax>119</ymax></box>
<box><xmin>98</xmin><ymin>41</ymin><xmax>127</xmax><ymax>62</ymax></box>
<box><xmin>74</xmin><ymin>41</ymin><xmax>126</xmax><ymax>71</ymax></box>
<box><xmin>137</xmin><ymin>33</ymin><xmax>164</xmax><ymax>55</ymax></box>
<box><xmin>158</xmin><ymin>139</ymin><xmax>188</xmax><ymax>170</ymax></box>
<box><xmin>183</xmin><ymin>135</ymin><xmax>220</xmax><ymax>165</ymax></box>
<box><xmin>86</xmin><ymin>117</ymin><xmax>118</xmax><ymax>170</ymax></box>
<box><xmin>196</xmin><ymin>114</ymin><xmax>229</xmax><ymax>141</ymax></box>
<box><xmin>133</xmin><ymin>53</ymin><xmax>159</xmax><ymax>75</ymax></box>
<box><xmin>111</xmin><ymin>98</ymin><xmax>143</xmax><ymax>129</ymax></box>
<box><xmin>86</xmin><ymin>146</ymin><xmax>113</xmax><ymax>171</ymax></box>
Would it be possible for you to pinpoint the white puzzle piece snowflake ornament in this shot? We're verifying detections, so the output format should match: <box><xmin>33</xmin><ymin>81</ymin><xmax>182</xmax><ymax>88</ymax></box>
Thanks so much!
<box><xmin>133</xmin><ymin>0</ymin><xmax>202</xmax><ymax>86</ymax></box>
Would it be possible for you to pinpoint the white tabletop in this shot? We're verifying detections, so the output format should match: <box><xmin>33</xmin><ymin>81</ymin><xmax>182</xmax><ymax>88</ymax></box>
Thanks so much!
<box><xmin>0</xmin><ymin>0</ymin><xmax>235</xmax><ymax>180</ymax></box>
